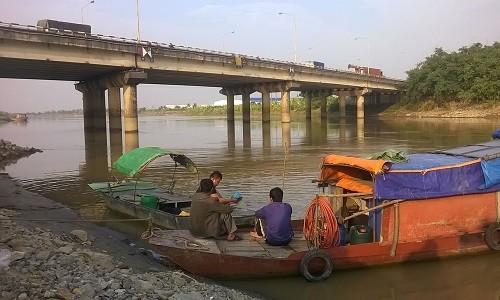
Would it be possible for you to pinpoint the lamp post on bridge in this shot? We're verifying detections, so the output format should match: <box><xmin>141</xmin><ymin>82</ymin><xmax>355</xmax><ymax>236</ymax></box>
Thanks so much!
<box><xmin>278</xmin><ymin>12</ymin><xmax>297</xmax><ymax>63</ymax></box>
<box><xmin>222</xmin><ymin>31</ymin><xmax>235</xmax><ymax>52</ymax></box>
<box><xmin>136</xmin><ymin>0</ymin><xmax>141</xmax><ymax>42</ymax></box>
<box><xmin>80</xmin><ymin>0</ymin><xmax>94</xmax><ymax>24</ymax></box>
<box><xmin>354</xmin><ymin>37</ymin><xmax>370</xmax><ymax>75</ymax></box>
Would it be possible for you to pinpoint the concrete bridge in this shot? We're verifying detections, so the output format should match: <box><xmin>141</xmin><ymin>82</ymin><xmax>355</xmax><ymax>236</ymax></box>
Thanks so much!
<box><xmin>0</xmin><ymin>21</ymin><xmax>402</xmax><ymax>136</ymax></box>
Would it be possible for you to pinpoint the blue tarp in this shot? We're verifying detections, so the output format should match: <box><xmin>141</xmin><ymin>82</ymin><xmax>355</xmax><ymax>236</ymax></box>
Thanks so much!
<box><xmin>374</xmin><ymin>151</ymin><xmax>500</xmax><ymax>200</ymax></box>
<box><xmin>481</xmin><ymin>158</ymin><xmax>500</xmax><ymax>189</ymax></box>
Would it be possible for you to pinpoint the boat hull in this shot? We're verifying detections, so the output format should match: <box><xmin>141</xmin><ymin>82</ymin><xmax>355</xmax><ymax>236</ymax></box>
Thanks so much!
<box><xmin>101</xmin><ymin>191</ymin><xmax>256</xmax><ymax>230</ymax></box>
<box><xmin>150</xmin><ymin>191</ymin><xmax>499</xmax><ymax>279</ymax></box>
<box><xmin>150</xmin><ymin>230</ymin><xmax>492</xmax><ymax>279</ymax></box>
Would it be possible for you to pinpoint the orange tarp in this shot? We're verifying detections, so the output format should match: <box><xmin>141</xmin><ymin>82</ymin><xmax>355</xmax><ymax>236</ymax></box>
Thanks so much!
<box><xmin>336</xmin><ymin>178</ymin><xmax>373</xmax><ymax>193</ymax></box>
<box><xmin>319</xmin><ymin>155</ymin><xmax>390</xmax><ymax>191</ymax></box>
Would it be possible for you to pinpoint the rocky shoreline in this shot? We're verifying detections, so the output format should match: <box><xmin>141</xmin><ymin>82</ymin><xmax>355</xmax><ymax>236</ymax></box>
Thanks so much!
<box><xmin>0</xmin><ymin>141</ymin><xmax>262</xmax><ymax>300</ymax></box>
<box><xmin>0</xmin><ymin>139</ymin><xmax>42</xmax><ymax>170</ymax></box>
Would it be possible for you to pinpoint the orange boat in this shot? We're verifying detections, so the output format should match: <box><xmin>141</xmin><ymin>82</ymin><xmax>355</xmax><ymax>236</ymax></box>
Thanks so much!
<box><xmin>149</xmin><ymin>140</ymin><xmax>500</xmax><ymax>282</ymax></box>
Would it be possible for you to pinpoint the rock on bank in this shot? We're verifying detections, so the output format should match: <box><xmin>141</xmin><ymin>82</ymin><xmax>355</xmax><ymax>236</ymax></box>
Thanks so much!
<box><xmin>0</xmin><ymin>173</ymin><xmax>261</xmax><ymax>300</ymax></box>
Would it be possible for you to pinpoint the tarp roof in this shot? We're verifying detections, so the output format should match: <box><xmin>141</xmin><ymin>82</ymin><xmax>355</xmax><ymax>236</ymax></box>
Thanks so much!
<box><xmin>319</xmin><ymin>140</ymin><xmax>500</xmax><ymax>200</ymax></box>
<box><xmin>113</xmin><ymin>147</ymin><xmax>197</xmax><ymax>178</ymax></box>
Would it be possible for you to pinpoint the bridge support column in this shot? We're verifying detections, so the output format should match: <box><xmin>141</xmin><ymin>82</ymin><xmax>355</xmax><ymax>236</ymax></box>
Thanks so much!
<box><xmin>354</xmin><ymin>88</ymin><xmax>371</xmax><ymax>119</ymax></box>
<box><xmin>255</xmin><ymin>85</ymin><xmax>272</xmax><ymax>122</ymax></box>
<box><xmin>120</xmin><ymin>71</ymin><xmax>147</xmax><ymax>134</ymax></box>
<box><xmin>318</xmin><ymin>91</ymin><xmax>331</xmax><ymax>120</ymax></box>
<box><xmin>81</xmin><ymin>88</ymin><xmax>95</xmax><ymax>131</ymax></box>
<box><xmin>123</xmin><ymin>85</ymin><xmax>139</xmax><ymax>133</ymax></box>
<box><xmin>336</xmin><ymin>91</ymin><xmax>348</xmax><ymax>119</ymax></box>
<box><xmin>279</xmin><ymin>81</ymin><xmax>299</xmax><ymax>123</ymax></box>
<box><xmin>242</xmin><ymin>91</ymin><xmax>251</xmax><ymax>123</ymax></box>
<box><xmin>280</xmin><ymin>90</ymin><xmax>291</xmax><ymax>123</ymax></box>
<box><xmin>258</xmin><ymin>86</ymin><xmax>271</xmax><ymax>123</ymax></box>
<box><xmin>303</xmin><ymin>91</ymin><xmax>312</xmax><ymax>121</ymax></box>
<box><xmin>226</xmin><ymin>92</ymin><xmax>235</xmax><ymax>122</ymax></box>
<box><xmin>108</xmin><ymin>87</ymin><xmax>122</xmax><ymax>131</ymax></box>
<box><xmin>75</xmin><ymin>82</ymin><xmax>105</xmax><ymax>131</ymax></box>
<box><xmin>93</xmin><ymin>89</ymin><xmax>107</xmax><ymax>131</ymax></box>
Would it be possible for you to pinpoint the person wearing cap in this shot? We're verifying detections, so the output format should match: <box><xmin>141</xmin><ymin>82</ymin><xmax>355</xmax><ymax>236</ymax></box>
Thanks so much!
<box><xmin>250</xmin><ymin>187</ymin><xmax>294</xmax><ymax>246</ymax></box>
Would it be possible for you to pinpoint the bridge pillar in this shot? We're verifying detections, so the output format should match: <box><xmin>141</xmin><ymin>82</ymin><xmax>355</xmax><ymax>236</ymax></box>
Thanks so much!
<box><xmin>318</xmin><ymin>90</ymin><xmax>331</xmax><ymax>120</ymax></box>
<box><xmin>303</xmin><ymin>91</ymin><xmax>313</xmax><ymax>120</ymax></box>
<box><xmin>93</xmin><ymin>89</ymin><xmax>107</xmax><ymax>131</ymax></box>
<box><xmin>278</xmin><ymin>82</ymin><xmax>299</xmax><ymax>123</ymax></box>
<box><xmin>336</xmin><ymin>91</ymin><xmax>349</xmax><ymax>119</ymax></box>
<box><xmin>354</xmin><ymin>88</ymin><xmax>371</xmax><ymax>119</ymax></box>
<box><xmin>280</xmin><ymin>90</ymin><xmax>291</xmax><ymax>123</ymax></box>
<box><xmin>226</xmin><ymin>92</ymin><xmax>235</xmax><ymax>122</ymax></box>
<box><xmin>123</xmin><ymin>85</ymin><xmax>139</xmax><ymax>133</ymax></box>
<box><xmin>242</xmin><ymin>90</ymin><xmax>251</xmax><ymax>123</ymax></box>
<box><xmin>256</xmin><ymin>85</ymin><xmax>271</xmax><ymax>123</ymax></box>
<box><xmin>80</xmin><ymin>87</ymin><xmax>94</xmax><ymax>131</ymax></box>
<box><xmin>121</xmin><ymin>71</ymin><xmax>147</xmax><ymax>133</ymax></box>
<box><xmin>108</xmin><ymin>87</ymin><xmax>122</xmax><ymax>132</ymax></box>
<box><xmin>75</xmin><ymin>82</ymin><xmax>106</xmax><ymax>131</ymax></box>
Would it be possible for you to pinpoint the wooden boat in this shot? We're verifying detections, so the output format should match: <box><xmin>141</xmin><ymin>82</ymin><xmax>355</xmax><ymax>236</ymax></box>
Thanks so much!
<box><xmin>89</xmin><ymin>147</ymin><xmax>256</xmax><ymax>230</ymax></box>
<box><xmin>149</xmin><ymin>140</ymin><xmax>500</xmax><ymax>281</ymax></box>
<box><xmin>10</xmin><ymin>113</ymin><xmax>28</xmax><ymax>122</ymax></box>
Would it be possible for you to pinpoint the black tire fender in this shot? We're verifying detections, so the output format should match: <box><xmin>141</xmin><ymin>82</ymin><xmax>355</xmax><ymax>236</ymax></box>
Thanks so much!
<box><xmin>485</xmin><ymin>222</ymin><xmax>500</xmax><ymax>251</ymax></box>
<box><xmin>299</xmin><ymin>249</ymin><xmax>334</xmax><ymax>282</ymax></box>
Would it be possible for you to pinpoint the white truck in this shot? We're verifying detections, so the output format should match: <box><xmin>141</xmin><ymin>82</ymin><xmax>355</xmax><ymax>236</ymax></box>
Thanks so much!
<box><xmin>305</xmin><ymin>61</ymin><xmax>325</xmax><ymax>69</ymax></box>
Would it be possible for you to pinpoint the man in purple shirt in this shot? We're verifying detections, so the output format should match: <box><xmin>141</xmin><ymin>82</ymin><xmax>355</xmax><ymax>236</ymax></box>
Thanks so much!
<box><xmin>251</xmin><ymin>187</ymin><xmax>294</xmax><ymax>246</ymax></box>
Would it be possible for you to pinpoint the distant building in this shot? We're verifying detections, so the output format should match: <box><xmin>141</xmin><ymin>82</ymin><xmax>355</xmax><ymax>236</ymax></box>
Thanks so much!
<box><xmin>164</xmin><ymin>104</ymin><xmax>189</xmax><ymax>109</ymax></box>
<box><xmin>213</xmin><ymin>99</ymin><xmax>243</xmax><ymax>106</ymax></box>
<box><xmin>213</xmin><ymin>96</ymin><xmax>280</xmax><ymax>106</ymax></box>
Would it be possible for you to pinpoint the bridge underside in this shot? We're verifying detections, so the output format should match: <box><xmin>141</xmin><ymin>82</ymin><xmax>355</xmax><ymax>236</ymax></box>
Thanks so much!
<box><xmin>0</xmin><ymin>23</ymin><xmax>402</xmax><ymax>149</ymax></box>
<box><xmin>0</xmin><ymin>57</ymin><xmax>385</xmax><ymax>93</ymax></box>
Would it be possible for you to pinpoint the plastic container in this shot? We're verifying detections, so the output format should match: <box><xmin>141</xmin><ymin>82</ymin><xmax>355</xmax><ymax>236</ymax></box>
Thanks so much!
<box><xmin>349</xmin><ymin>225</ymin><xmax>373</xmax><ymax>245</ymax></box>
<box><xmin>338</xmin><ymin>223</ymin><xmax>347</xmax><ymax>246</ymax></box>
<box><xmin>140</xmin><ymin>194</ymin><xmax>158</xmax><ymax>209</ymax></box>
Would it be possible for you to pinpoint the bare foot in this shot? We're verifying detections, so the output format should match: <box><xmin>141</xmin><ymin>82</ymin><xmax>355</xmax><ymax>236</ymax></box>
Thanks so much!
<box><xmin>227</xmin><ymin>234</ymin><xmax>243</xmax><ymax>241</ymax></box>
<box><xmin>249</xmin><ymin>230</ymin><xmax>263</xmax><ymax>239</ymax></box>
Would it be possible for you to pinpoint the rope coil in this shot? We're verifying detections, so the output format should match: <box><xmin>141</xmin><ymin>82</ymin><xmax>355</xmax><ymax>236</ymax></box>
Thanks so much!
<box><xmin>303</xmin><ymin>195</ymin><xmax>340</xmax><ymax>249</ymax></box>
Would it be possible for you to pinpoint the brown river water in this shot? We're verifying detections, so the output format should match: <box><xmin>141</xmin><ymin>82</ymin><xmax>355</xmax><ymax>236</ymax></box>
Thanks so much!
<box><xmin>1</xmin><ymin>115</ymin><xmax>499</xmax><ymax>299</ymax></box>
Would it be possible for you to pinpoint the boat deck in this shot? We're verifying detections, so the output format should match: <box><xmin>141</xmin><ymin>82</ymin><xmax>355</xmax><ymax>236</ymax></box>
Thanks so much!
<box><xmin>150</xmin><ymin>229</ymin><xmax>310</xmax><ymax>258</ymax></box>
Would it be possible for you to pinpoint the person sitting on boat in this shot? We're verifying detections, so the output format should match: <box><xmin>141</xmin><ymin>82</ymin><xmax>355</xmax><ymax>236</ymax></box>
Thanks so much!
<box><xmin>189</xmin><ymin>178</ymin><xmax>242</xmax><ymax>241</ymax></box>
<box><xmin>492</xmin><ymin>129</ymin><xmax>500</xmax><ymax>140</ymax></box>
<box><xmin>207</xmin><ymin>170</ymin><xmax>239</xmax><ymax>204</ymax></box>
<box><xmin>250</xmin><ymin>187</ymin><xmax>294</xmax><ymax>246</ymax></box>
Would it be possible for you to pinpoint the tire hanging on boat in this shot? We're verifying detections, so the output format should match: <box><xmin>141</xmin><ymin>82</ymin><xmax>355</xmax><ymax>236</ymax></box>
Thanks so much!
<box><xmin>485</xmin><ymin>222</ymin><xmax>500</xmax><ymax>251</ymax></box>
<box><xmin>299</xmin><ymin>249</ymin><xmax>334</xmax><ymax>282</ymax></box>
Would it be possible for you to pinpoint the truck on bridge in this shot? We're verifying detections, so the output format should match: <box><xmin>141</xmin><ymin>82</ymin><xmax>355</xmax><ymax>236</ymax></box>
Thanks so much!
<box><xmin>36</xmin><ymin>19</ymin><xmax>91</xmax><ymax>34</ymax></box>
<box><xmin>305</xmin><ymin>61</ymin><xmax>325</xmax><ymax>69</ymax></box>
<box><xmin>348</xmin><ymin>64</ymin><xmax>383</xmax><ymax>76</ymax></box>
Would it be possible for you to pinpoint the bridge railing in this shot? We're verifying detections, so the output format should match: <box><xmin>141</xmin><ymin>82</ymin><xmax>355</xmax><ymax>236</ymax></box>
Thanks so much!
<box><xmin>0</xmin><ymin>21</ymin><xmax>402</xmax><ymax>84</ymax></box>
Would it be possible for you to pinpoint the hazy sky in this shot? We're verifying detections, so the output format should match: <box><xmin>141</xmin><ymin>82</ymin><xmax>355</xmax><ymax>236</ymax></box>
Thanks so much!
<box><xmin>1</xmin><ymin>0</ymin><xmax>499</xmax><ymax>113</ymax></box>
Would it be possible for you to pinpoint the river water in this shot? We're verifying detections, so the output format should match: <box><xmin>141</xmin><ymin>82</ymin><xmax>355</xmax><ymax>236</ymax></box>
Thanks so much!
<box><xmin>1</xmin><ymin>114</ymin><xmax>499</xmax><ymax>299</ymax></box>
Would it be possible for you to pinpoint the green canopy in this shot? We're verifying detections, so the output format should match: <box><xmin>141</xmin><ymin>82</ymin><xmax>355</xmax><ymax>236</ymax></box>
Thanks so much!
<box><xmin>112</xmin><ymin>147</ymin><xmax>198</xmax><ymax>178</ymax></box>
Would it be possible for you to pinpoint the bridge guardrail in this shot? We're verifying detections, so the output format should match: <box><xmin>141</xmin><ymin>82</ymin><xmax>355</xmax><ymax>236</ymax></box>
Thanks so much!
<box><xmin>0</xmin><ymin>21</ymin><xmax>402</xmax><ymax>85</ymax></box>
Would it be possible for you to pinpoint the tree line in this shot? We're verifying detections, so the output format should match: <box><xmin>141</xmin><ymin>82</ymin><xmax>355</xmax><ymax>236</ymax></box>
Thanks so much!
<box><xmin>398</xmin><ymin>42</ymin><xmax>500</xmax><ymax>107</ymax></box>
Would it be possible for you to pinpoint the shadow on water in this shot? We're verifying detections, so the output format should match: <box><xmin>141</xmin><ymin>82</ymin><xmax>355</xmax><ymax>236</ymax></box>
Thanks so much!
<box><xmin>220</xmin><ymin>252</ymin><xmax>500</xmax><ymax>300</ymax></box>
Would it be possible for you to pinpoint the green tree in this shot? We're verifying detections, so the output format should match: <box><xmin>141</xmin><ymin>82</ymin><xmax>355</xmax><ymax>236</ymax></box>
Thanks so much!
<box><xmin>399</xmin><ymin>42</ymin><xmax>500</xmax><ymax>107</ymax></box>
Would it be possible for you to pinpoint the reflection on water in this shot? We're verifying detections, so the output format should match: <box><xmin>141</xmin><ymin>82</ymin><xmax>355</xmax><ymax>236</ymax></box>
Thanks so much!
<box><xmin>222</xmin><ymin>252</ymin><xmax>500</xmax><ymax>300</ymax></box>
<box><xmin>2</xmin><ymin>115</ymin><xmax>499</xmax><ymax>299</ymax></box>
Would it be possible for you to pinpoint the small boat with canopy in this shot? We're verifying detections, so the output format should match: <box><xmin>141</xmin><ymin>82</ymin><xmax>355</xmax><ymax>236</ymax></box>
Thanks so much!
<box><xmin>88</xmin><ymin>147</ymin><xmax>255</xmax><ymax>230</ymax></box>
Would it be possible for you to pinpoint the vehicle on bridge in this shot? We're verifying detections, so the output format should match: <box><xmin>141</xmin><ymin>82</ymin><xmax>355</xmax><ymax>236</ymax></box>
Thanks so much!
<box><xmin>36</xmin><ymin>19</ymin><xmax>91</xmax><ymax>34</ymax></box>
<box><xmin>305</xmin><ymin>61</ymin><xmax>325</xmax><ymax>69</ymax></box>
<box><xmin>348</xmin><ymin>64</ymin><xmax>383</xmax><ymax>76</ymax></box>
